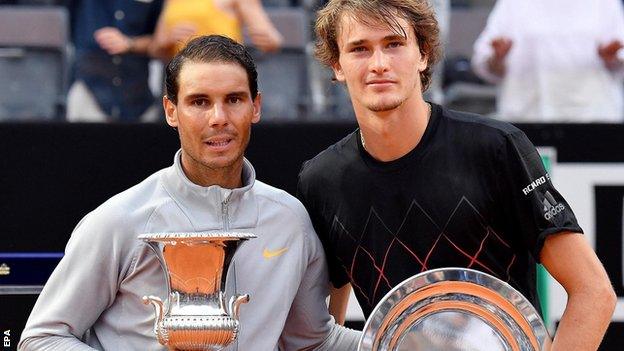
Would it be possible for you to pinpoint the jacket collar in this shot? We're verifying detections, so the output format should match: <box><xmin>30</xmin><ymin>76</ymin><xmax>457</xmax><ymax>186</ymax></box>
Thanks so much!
<box><xmin>160</xmin><ymin>150</ymin><xmax>258</xmax><ymax>231</ymax></box>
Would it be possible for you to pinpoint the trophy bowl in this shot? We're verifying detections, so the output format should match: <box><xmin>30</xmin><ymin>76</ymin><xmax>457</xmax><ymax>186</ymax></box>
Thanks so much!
<box><xmin>358</xmin><ymin>268</ymin><xmax>552</xmax><ymax>351</ymax></box>
<box><xmin>139</xmin><ymin>232</ymin><xmax>256</xmax><ymax>351</ymax></box>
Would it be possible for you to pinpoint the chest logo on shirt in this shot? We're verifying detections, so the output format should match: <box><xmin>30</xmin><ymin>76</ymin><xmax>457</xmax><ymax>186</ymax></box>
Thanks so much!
<box><xmin>263</xmin><ymin>247</ymin><xmax>288</xmax><ymax>259</ymax></box>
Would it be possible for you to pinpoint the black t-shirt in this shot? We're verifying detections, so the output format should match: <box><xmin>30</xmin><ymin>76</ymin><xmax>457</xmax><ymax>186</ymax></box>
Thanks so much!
<box><xmin>297</xmin><ymin>104</ymin><xmax>582</xmax><ymax>318</ymax></box>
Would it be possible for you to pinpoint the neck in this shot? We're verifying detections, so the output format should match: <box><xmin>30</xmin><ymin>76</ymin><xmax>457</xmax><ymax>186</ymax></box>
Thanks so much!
<box><xmin>356</xmin><ymin>98</ymin><xmax>431</xmax><ymax>162</ymax></box>
<box><xmin>180</xmin><ymin>153</ymin><xmax>244</xmax><ymax>189</ymax></box>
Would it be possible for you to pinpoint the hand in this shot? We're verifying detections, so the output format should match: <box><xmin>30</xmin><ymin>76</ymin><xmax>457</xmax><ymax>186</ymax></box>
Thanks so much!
<box><xmin>487</xmin><ymin>37</ymin><xmax>513</xmax><ymax>77</ymax></box>
<box><xmin>598</xmin><ymin>40</ymin><xmax>624</xmax><ymax>70</ymax></box>
<box><xmin>164</xmin><ymin>23</ymin><xmax>197</xmax><ymax>47</ymax></box>
<box><xmin>248</xmin><ymin>29</ymin><xmax>283</xmax><ymax>53</ymax></box>
<box><xmin>491</xmin><ymin>37</ymin><xmax>513</xmax><ymax>60</ymax></box>
<box><xmin>94</xmin><ymin>27</ymin><xmax>133</xmax><ymax>55</ymax></box>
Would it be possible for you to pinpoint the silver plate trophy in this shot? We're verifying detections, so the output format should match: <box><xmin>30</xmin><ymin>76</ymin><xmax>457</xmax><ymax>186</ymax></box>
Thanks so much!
<box><xmin>358</xmin><ymin>268</ymin><xmax>552</xmax><ymax>351</ymax></box>
<box><xmin>139</xmin><ymin>232</ymin><xmax>256</xmax><ymax>351</ymax></box>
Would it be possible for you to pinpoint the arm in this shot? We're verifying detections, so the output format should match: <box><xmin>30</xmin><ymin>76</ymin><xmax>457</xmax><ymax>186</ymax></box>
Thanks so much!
<box><xmin>493</xmin><ymin>130</ymin><xmax>615</xmax><ymax>349</ymax></box>
<box><xmin>235</xmin><ymin>0</ymin><xmax>283</xmax><ymax>53</ymax></box>
<box><xmin>278</xmin><ymin>247</ymin><xmax>360</xmax><ymax>351</ymax></box>
<box><xmin>18</xmin><ymin>214</ymin><xmax>124</xmax><ymax>351</ymax></box>
<box><xmin>486</xmin><ymin>37</ymin><xmax>512</xmax><ymax>77</ymax></box>
<box><xmin>148</xmin><ymin>3</ymin><xmax>197</xmax><ymax>60</ymax></box>
<box><xmin>541</xmin><ymin>232</ymin><xmax>616</xmax><ymax>351</ymax></box>
<box><xmin>278</xmin><ymin>225</ymin><xmax>360</xmax><ymax>351</ymax></box>
<box><xmin>598</xmin><ymin>40</ymin><xmax>624</xmax><ymax>71</ymax></box>
<box><xmin>94</xmin><ymin>27</ymin><xmax>155</xmax><ymax>56</ymax></box>
<box><xmin>597</xmin><ymin>0</ymin><xmax>624</xmax><ymax>73</ymax></box>
<box><xmin>329</xmin><ymin>283</ymin><xmax>352</xmax><ymax>326</ymax></box>
<box><xmin>471</xmin><ymin>0</ymin><xmax>510</xmax><ymax>84</ymax></box>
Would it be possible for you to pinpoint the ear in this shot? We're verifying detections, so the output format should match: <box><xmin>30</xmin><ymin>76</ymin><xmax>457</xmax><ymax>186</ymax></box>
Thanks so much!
<box><xmin>332</xmin><ymin>61</ymin><xmax>346</xmax><ymax>82</ymax></box>
<box><xmin>417</xmin><ymin>52</ymin><xmax>428</xmax><ymax>72</ymax></box>
<box><xmin>251</xmin><ymin>92</ymin><xmax>262</xmax><ymax>124</ymax></box>
<box><xmin>163</xmin><ymin>96</ymin><xmax>178</xmax><ymax>127</ymax></box>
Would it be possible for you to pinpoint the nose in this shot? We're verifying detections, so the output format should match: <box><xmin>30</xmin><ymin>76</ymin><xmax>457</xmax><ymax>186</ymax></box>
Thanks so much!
<box><xmin>209</xmin><ymin>103</ymin><xmax>228</xmax><ymax>127</ymax></box>
<box><xmin>369</xmin><ymin>48</ymin><xmax>390</xmax><ymax>74</ymax></box>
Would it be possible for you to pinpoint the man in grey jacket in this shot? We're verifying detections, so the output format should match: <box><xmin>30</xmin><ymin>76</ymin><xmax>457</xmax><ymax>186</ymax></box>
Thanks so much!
<box><xmin>18</xmin><ymin>35</ymin><xmax>360</xmax><ymax>351</ymax></box>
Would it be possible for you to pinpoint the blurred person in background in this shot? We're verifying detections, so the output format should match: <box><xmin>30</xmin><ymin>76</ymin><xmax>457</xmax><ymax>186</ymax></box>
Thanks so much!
<box><xmin>66</xmin><ymin>0</ymin><xmax>163</xmax><ymax>122</ymax></box>
<box><xmin>424</xmin><ymin>0</ymin><xmax>449</xmax><ymax>105</ymax></box>
<box><xmin>149</xmin><ymin>0</ymin><xmax>283</xmax><ymax>60</ymax></box>
<box><xmin>472</xmin><ymin>0</ymin><xmax>624</xmax><ymax>122</ymax></box>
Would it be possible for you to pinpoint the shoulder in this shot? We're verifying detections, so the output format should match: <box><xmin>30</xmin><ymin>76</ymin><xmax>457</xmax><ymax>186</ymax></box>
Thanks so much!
<box><xmin>253</xmin><ymin>181</ymin><xmax>311</xmax><ymax>226</ymax></box>
<box><xmin>252</xmin><ymin>181</ymin><xmax>323</xmax><ymax>248</ymax></box>
<box><xmin>439</xmin><ymin>106</ymin><xmax>529</xmax><ymax>151</ymax></box>
<box><xmin>442</xmin><ymin>106</ymin><xmax>521</xmax><ymax>136</ymax></box>
<box><xmin>298</xmin><ymin>131</ymin><xmax>358</xmax><ymax>184</ymax></box>
<box><xmin>72</xmin><ymin>169</ymin><xmax>172</xmax><ymax>243</ymax></box>
<box><xmin>98</xmin><ymin>169</ymin><xmax>167</xmax><ymax>216</ymax></box>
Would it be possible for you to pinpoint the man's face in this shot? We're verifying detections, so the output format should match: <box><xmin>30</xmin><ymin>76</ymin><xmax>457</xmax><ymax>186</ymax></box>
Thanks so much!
<box><xmin>164</xmin><ymin>61</ymin><xmax>260</xmax><ymax>179</ymax></box>
<box><xmin>332</xmin><ymin>14</ymin><xmax>427</xmax><ymax>113</ymax></box>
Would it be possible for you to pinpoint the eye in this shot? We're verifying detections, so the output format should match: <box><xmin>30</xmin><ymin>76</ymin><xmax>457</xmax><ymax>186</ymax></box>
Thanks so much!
<box><xmin>228</xmin><ymin>96</ymin><xmax>242</xmax><ymax>104</ymax></box>
<box><xmin>192</xmin><ymin>98</ymin><xmax>208</xmax><ymax>107</ymax></box>
<box><xmin>350</xmin><ymin>46</ymin><xmax>367</xmax><ymax>53</ymax></box>
<box><xmin>387</xmin><ymin>41</ymin><xmax>404</xmax><ymax>48</ymax></box>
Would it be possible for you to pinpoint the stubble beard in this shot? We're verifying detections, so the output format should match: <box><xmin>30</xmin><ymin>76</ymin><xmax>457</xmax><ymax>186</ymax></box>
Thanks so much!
<box><xmin>181</xmin><ymin>138</ymin><xmax>245</xmax><ymax>178</ymax></box>
<box><xmin>366</xmin><ymin>96</ymin><xmax>405</xmax><ymax>112</ymax></box>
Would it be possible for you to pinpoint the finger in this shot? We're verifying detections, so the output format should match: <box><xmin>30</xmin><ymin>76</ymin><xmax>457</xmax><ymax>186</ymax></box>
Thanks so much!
<box><xmin>95</xmin><ymin>34</ymin><xmax>124</xmax><ymax>46</ymax></box>
<box><xmin>172</xmin><ymin>28</ymin><xmax>196</xmax><ymax>37</ymax></box>
<box><xmin>98</xmin><ymin>38</ymin><xmax>125</xmax><ymax>50</ymax></box>
<box><xmin>94</xmin><ymin>28</ymin><xmax>120</xmax><ymax>40</ymax></box>
<box><xmin>174</xmin><ymin>22</ymin><xmax>197</xmax><ymax>30</ymax></box>
<box><xmin>99</xmin><ymin>39</ymin><xmax>129</xmax><ymax>54</ymax></box>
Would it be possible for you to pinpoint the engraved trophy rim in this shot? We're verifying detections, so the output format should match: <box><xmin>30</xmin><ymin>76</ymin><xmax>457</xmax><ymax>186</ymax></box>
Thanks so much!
<box><xmin>358</xmin><ymin>267</ymin><xmax>552</xmax><ymax>351</ymax></box>
<box><xmin>138</xmin><ymin>231</ymin><xmax>257</xmax><ymax>242</ymax></box>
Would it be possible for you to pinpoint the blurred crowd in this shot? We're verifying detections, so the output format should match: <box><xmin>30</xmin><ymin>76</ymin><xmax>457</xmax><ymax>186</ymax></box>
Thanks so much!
<box><xmin>1</xmin><ymin>0</ymin><xmax>624</xmax><ymax>123</ymax></box>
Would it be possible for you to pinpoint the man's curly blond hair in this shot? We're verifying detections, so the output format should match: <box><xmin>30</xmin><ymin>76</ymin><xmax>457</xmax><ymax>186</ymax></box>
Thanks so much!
<box><xmin>315</xmin><ymin>0</ymin><xmax>441</xmax><ymax>91</ymax></box>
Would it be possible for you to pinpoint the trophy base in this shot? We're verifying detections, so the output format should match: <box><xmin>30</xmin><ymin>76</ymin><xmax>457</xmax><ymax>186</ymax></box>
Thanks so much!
<box><xmin>162</xmin><ymin>315</ymin><xmax>239</xmax><ymax>351</ymax></box>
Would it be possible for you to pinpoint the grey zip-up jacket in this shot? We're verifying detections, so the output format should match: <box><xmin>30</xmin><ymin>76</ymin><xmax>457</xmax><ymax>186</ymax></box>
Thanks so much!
<box><xmin>18</xmin><ymin>151</ymin><xmax>360</xmax><ymax>351</ymax></box>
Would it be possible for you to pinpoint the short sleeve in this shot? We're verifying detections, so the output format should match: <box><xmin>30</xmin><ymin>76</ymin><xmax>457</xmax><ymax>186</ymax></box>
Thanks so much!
<box><xmin>296</xmin><ymin>161</ymin><xmax>351</xmax><ymax>288</ymax></box>
<box><xmin>496</xmin><ymin>130</ymin><xmax>583</xmax><ymax>262</ymax></box>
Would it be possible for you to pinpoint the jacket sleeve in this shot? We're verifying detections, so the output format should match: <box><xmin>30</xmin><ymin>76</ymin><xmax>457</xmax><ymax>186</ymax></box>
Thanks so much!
<box><xmin>18</xmin><ymin>210</ymin><xmax>130</xmax><ymax>351</ymax></box>
<box><xmin>278</xmin><ymin>219</ymin><xmax>361</xmax><ymax>351</ymax></box>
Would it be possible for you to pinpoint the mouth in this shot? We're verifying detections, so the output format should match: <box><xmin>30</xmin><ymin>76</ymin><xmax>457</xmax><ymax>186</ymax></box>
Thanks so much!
<box><xmin>204</xmin><ymin>137</ymin><xmax>234</xmax><ymax>151</ymax></box>
<box><xmin>366</xmin><ymin>79</ymin><xmax>396</xmax><ymax>87</ymax></box>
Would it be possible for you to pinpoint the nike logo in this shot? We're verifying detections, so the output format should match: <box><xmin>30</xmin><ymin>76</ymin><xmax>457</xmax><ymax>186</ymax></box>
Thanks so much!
<box><xmin>263</xmin><ymin>247</ymin><xmax>288</xmax><ymax>259</ymax></box>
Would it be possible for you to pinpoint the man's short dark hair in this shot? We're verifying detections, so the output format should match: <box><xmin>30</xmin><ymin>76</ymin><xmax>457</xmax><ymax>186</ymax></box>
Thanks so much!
<box><xmin>165</xmin><ymin>35</ymin><xmax>259</xmax><ymax>104</ymax></box>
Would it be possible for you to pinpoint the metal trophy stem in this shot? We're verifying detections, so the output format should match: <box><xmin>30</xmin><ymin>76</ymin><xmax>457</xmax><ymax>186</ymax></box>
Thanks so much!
<box><xmin>139</xmin><ymin>232</ymin><xmax>256</xmax><ymax>351</ymax></box>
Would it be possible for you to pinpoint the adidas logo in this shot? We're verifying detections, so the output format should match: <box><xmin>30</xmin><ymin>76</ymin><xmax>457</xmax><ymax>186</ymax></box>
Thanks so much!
<box><xmin>543</xmin><ymin>191</ymin><xmax>565</xmax><ymax>220</ymax></box>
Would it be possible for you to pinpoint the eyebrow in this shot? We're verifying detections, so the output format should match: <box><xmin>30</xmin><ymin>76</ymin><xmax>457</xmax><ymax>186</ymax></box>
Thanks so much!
<box><xmin>345</xmin><ymin>34</ymin><xmax>407</xmax><ymax>47</ymax></box>
<box><xmin>184</xmin><ymin>91</ymin><xmax>249</xmax><ymax>100</ymax></box>
<box><xmin>226</xmin><ymin>91</ymin><xmax>249</xmax><ymax>98</ymax></box>
<box><xmin>184</xmin><ymin>94</ymin><xmax>210</xmax><ymax>102</ymax></box>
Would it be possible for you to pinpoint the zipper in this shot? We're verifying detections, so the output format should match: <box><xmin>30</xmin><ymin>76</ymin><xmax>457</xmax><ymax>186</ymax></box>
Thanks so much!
<box><xmin>221</xmin><ymin>190</ymin><xmax>232</xmax><ymax>231</ymax></box>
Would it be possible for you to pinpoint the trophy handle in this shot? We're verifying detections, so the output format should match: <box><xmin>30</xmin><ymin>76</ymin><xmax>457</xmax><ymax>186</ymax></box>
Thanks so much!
<box><xmin>228</xmin><ymin>294</ymin><xmax>250</xmax><ymax>321</ymax></box>
<box><xmin>142</xmin><ymin>295</ymin><xmax>167</xmax><ymax>345</ymax></box>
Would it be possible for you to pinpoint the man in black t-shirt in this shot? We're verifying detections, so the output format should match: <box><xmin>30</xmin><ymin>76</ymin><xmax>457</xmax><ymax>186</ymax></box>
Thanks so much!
<box><xmin>297</xmin><ymin>1</ymin><xmax>616</xmax><ymax>349</ymax></box>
